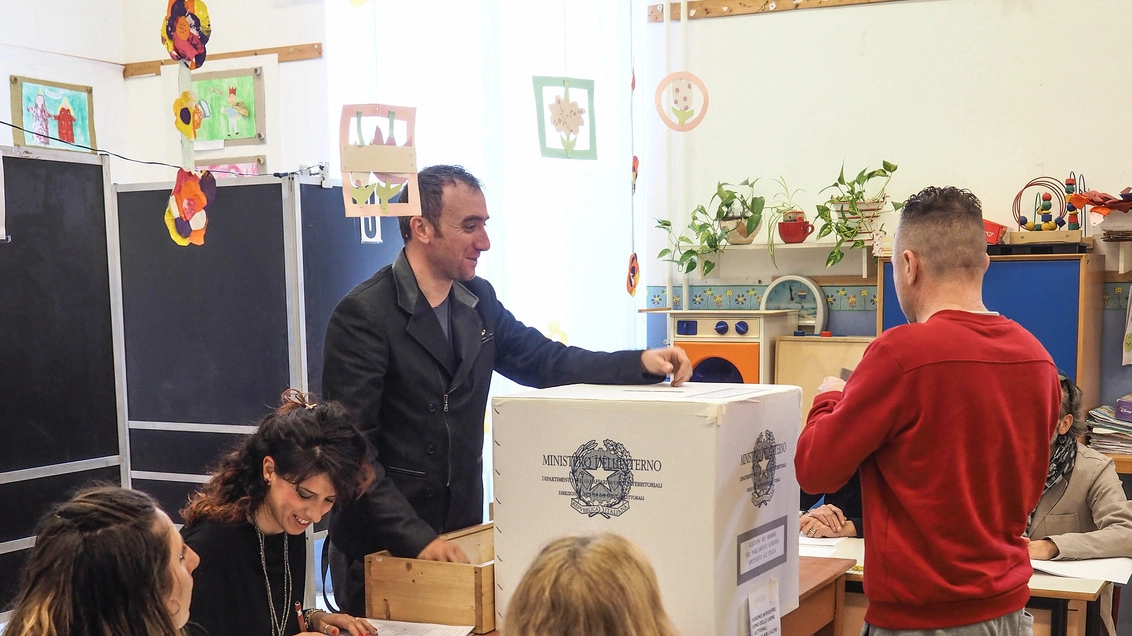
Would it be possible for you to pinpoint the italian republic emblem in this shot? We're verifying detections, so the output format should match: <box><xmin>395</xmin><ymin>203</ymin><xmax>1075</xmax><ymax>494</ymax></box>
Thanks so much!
<box><xmin>750</xmin><ymin>430</ymin><xmax>777</xmax><ymax>507</ymax></box>
<box><xmin>568</xmin><ymin>439</ymin><xmax>635</xmax><ymax>518</ymax></box>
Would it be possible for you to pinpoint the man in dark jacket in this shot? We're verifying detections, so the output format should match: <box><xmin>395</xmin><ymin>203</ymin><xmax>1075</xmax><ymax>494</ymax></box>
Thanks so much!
<box><xmin>322</xmin><ymin>164</ymin><xmax>691</xmax><ymax>614</ymax></box>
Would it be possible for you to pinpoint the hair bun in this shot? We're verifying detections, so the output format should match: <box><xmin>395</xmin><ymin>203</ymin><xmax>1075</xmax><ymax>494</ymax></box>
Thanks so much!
<box><xmin>279</xmin><ymin>388</ymin><xmax>319</xmax><ymax>413</ymax></box>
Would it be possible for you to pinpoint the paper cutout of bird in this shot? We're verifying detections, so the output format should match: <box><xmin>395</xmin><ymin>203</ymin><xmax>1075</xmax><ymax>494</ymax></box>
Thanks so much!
<box><xmin>374</xmin><ymin>180</ymin><xmax>404</xmax><ymax>213</ymax></box>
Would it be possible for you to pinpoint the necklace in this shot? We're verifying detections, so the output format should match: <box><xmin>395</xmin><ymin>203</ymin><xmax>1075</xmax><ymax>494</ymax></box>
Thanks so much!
<box><xmin>254</xmin><ymin>517</ymin><xmax>292</xmax><ymax>636</ymax></box>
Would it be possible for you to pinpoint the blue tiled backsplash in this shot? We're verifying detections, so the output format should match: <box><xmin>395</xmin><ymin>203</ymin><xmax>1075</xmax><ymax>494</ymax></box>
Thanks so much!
<box><xmin>646</xmin><ymin>284</ymin><xmax>878</xmax><ymax>312</ymax></box>
<box><xmin>648</xmin><ymin>282</ymin><xmax>1128</xmax><ymax>312</ymax></box>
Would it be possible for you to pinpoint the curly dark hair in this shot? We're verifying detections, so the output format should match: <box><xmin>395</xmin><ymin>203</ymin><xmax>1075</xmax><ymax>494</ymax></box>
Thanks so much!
<box><xmin>896</xmin><ymin>186</ymin><xmax>987</xmax><ymax>276</ymax></box>
<box><xmin>181</xmin><ymin>389</ymin><xmax>373</xmax><ymax>526</ymax></box>
<box><xmin>398</xmin><ymin>164</ymin><xmax>484</xmax><ymax>242</ymax></box>
<box><xmin>5</xmin><ymin>486</ymin><xmax>185</xmax><ymax>636</ymax></box>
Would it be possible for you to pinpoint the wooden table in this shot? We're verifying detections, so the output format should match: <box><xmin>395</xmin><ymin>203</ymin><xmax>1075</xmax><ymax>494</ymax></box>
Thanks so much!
<box><xmin>783</xmin><ymin>556</ymin><xmax>858</xmax><ymax>636</ymax></box>
<box><xmin>818</xmin><ymin>538</ymin><xmax>1109</xmax><ymax>636</ymax></box>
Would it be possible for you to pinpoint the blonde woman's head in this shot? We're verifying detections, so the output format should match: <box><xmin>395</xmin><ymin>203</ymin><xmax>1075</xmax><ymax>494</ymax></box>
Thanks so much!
<box><xmin>504</xmin><ymin>533</ymin><xmax>678</xmax><ymax>636</ymax></box>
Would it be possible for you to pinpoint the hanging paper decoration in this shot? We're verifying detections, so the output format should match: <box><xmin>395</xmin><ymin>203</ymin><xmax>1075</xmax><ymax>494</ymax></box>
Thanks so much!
<box><xmin>631</xmin><ymin>155</ymin><xmax>639</xmax><ymax>195</ymax></box>
<box><xmin>339</xmin><ymin>104</ymin><xmax>421</xmax><ymax>218</ymax></box>
<box><xmin>172</xmin><ymin>90</ymin><xmax>204</xmax><ymax>140</ymax></box>
<box><xmin>164</xmin><ymin>169</ymin><xmax>216</xmax><ymax>246</ymax></box>
<box><xmin>532</xmin><ymin>76</ymin><xmax>597</xmax><ymax>160</ymax></box>
<box><xmin>654</xmin><ymin>71</ymin><xmax>709</xmax><ymax>132</ymax></box>
<box><xmin>626</xmin><ymin>253</ymin><xmax>640</xmax><ymax>296</ymax></box>
<box><xmin>161</xmin><ymin>0</ymin><xmax>212</xmax><ymax>70</ymax></box>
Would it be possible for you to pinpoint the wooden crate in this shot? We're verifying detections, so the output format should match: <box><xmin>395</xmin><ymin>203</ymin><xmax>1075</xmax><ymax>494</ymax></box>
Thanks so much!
<box><xmin>364</xmin><ymin>522</ymin><xmax>495</xmax><ymax>633</ymax></box>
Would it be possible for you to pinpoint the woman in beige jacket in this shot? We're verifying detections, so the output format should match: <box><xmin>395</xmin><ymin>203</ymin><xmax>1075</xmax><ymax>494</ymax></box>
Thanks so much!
<box><xmin>1026</xmin><ymin>374</ymin><xmax>1132</xmax><ymax>636</ymax></box>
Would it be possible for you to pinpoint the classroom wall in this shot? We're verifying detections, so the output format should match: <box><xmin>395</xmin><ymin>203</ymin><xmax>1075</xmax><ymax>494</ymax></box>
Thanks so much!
<box><xmin>0</xmin><ymin>2</ymin><xmax>129</xmax><ymax>175</ymax></box>
<box><xmin>118</xmin><ymin>0</ymin><xmax>331</xmax><ymax>183</ymax></box>
<box><xmin>640</xmin><ymin>0</ymin><xmax>1132</xmax><ymax>284</ymax></box>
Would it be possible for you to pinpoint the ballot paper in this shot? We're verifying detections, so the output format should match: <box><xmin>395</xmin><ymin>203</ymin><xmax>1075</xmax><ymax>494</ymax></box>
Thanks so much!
<box><xmin>364</xmin><ymin>618</ymin><xmax>472</xmax><ymax>636</ymax></box>
<box><xmin>1031</xmin><ymin>557</ymin><xmax>1132</xmax><ymax>584</ymax></box>
<box><xmin>798</xmin><ymin>535</ymin><xmax>846</xmax><ymax>547</ymax></box>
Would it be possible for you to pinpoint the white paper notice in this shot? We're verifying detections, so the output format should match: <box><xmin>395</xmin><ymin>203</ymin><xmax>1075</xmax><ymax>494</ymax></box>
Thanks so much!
<box><xmin>1032</xmin><ymin>557</ymin><xmax>1132</xmax><ymax>584</ymax></box>
<box><xmin>364</xmin><ymin>618</ymin><xmax>473</xmax><ymax>636</ymax></box>
<box><xmin>748</xmin><ymin>578</ymin><xmax>781</xmax><ymax>636</ymax></box>
<box><xmin>799</xmin><ymin>545</ymin><xmax>838</xmax><ymax>558</ymax></box>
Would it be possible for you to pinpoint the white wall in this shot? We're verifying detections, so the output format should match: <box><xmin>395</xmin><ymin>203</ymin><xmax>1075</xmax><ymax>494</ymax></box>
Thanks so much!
<box><xmin>641</xmin><ymin>0</ymin><xmax>1132</xmax><ymax>282</ymax></box>
<box><xmin>0</xmin><ymin>2</ymin><xmax>128</xmax><ymax>175</ymax></box>
<box><xmin>118</xmin><ymin>0</ymin><xmax>331</xmax><ymax>183</ymax></box>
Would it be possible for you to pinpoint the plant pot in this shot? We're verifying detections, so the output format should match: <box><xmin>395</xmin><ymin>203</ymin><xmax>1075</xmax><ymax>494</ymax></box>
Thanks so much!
<box><xmin>777</xmin><ymin>220</ymin><xmax>815</xmax><ymax>244</ymax></box>
<box><xmin>830</xmin><ymin>197</ymin><xmax>887</xmax><ymax>219</ymax></box>
<box><xmin>721</xmin><ymin>218</ymin><xmax>758</xmax><ymax>245</ymax></box>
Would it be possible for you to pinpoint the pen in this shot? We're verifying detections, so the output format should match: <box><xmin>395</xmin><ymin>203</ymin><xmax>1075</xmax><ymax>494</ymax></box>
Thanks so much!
<box><xmin>295</xmin><ymin>602</ymin><xmax>307</xmax><ymax>632</ymax></box>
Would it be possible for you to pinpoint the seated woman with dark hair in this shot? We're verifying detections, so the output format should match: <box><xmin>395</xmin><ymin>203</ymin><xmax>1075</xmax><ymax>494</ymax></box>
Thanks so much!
<box><xmin>1026</xmin><ymin>374</ymin><xmax>1132</xmax><ymax>636</ymax></box>
<box><xmin>181</xmin><ymin>389</ymin><xmax>377</xmax><ymax>636</ymax></box>
<box><xmin>504</xmin><ymin>533</ymin><xmax>679</xmax><ymax>636</ymax></box>
<box><xmin>2</xmin><ymin>485</ymin><xmax>199</xmax><ymax>636</ymax></box>
<box><xmin>800</xmin><ymin>472</ymin><xmax>863</xmax><ymax>539</ymax></box>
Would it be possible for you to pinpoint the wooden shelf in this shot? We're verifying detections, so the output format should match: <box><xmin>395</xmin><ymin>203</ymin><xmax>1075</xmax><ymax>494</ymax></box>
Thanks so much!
<box><xmin>1105</xmin><ymin>453</ymin><xmax>1132</xmax><ymax>475</ymax></box>
<box><xmin>719</xmin><ymin>240</ymin><xmax>876</xmax><ymax>278</ymax></box>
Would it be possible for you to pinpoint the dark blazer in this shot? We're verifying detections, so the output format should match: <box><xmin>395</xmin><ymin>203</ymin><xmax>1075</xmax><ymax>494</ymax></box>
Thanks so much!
<box><xmin>323</xmin><ymin>251</ymin><xmax>661</xmax><ymax>560</ymax></box>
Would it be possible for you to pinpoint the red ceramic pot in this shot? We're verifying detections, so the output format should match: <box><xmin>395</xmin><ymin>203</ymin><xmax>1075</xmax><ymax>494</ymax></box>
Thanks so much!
<box><xmin>778</xmin><ymin>220</ymin><xmax>814</xmax><ymax>244</ymax></box>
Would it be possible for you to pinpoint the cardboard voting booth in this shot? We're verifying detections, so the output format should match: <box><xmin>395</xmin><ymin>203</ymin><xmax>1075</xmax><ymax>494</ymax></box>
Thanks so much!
<box><xmin>492</xmin><ymin>383</ymin><xmax>801</xmax><ymax>636</ymax></box>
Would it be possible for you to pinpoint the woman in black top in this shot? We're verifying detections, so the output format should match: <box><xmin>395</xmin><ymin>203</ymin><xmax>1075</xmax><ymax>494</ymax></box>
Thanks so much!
<box><xmin>799</xmin><ymin>471</ymin><xmax>864</xmax><ymax>538</ymax></box>
<box><xmin>181</xmin><ymin>389</ymin><xmax>376</xmax><ymax>636</ymax></box>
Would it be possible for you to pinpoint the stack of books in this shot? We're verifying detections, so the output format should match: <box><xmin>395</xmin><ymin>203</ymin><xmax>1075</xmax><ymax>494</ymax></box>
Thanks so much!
<box><xmin>1087</xmin><ymin>405</ymin><xmax>1132</xmax><ymax>455</ymax></box>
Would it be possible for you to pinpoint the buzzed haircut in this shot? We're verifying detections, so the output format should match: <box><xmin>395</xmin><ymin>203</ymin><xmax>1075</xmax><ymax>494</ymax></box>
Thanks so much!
<box><xmin>398</xmin><ymin>165</ymin><xmax>484</xmax><ymax>242</ymax></box>
<box><xmin>896</xmin><ymin>186</ymin><xmax>987</xmax><ymax>278</ymax></box>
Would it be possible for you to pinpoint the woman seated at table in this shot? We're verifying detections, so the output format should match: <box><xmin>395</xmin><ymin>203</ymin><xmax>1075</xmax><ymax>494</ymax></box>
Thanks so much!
<box><xmin>799</xmin><ymin>471</ymin><xmax>863</xmax><ymax>539</ymax></box>
<box><xmin>1026</xmin><ymin>374</ymin><xmax>1132</xmax><ymax>636</ymax></box>
<box><xmin>505</xmin><ymin>533</ymin><xmax>678</xmax><ymax>636</ymax></box>
<box><xmin>3</xmin><ymin>485</ymin><xmax>199</xmax><ymax>636</ymax></box>
<box><xmin>181</xmin><ymin>389</ymin><xmax>377</xmax><ymax>636</ymax></box>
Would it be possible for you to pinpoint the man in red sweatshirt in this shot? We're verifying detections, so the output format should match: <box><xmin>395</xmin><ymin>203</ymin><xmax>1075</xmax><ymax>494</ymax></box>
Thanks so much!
<box><xmin>795</xmin><ymin>186</ymin><xmax>1060</xmax><ymax>634</ymax></box>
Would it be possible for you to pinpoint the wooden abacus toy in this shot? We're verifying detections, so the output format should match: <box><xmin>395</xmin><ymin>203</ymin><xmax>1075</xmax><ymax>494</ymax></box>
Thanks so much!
<box><xmin>1012</xmin><ymin>176</ymin><xmax>1066</xmax><ymax>231</ymax></box>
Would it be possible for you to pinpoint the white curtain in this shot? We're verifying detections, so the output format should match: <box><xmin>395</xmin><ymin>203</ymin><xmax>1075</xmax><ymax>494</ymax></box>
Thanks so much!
<box><xmin>325</xmin><ymin>0</ymin><xmax>649</xmax><ymax>519</ymax></box>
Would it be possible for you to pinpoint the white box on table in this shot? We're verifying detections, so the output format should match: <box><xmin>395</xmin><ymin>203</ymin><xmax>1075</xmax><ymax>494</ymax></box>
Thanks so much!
<box><xmin>492</xmin><ymin>383</ymin><xmax>800</xmax><ymax>636</ymax></box>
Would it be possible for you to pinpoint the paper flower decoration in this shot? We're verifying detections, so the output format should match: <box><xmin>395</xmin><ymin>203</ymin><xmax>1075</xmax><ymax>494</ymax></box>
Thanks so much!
<box><xmin>164</xmin><ymin>169</ymin><xmax>216</xmax><ymax>246</ymax></box>
<box><xmin>548</xmin><ymin>89</ymin><xmax>586</xmax><ymax>155</ymax></box>
<box><xmin>173</xmin><ymin>90</ymin><xmax>204</xmax><ymax>140</ymax></box>
<box><xmin>161</xmin><ymin>0</ymin><xmax>211</xmax><ymax>70</ymax></box>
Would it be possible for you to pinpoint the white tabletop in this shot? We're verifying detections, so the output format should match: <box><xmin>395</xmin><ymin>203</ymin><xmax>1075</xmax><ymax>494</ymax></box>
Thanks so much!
<box><xmin>823</xmin><ymin>538</ymin><xmax>1107</xmax><ymax>602</ymax></box>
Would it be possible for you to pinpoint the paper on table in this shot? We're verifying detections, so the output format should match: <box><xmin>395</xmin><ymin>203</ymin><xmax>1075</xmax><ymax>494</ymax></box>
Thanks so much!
<box><xmin>799</xmin><ymin>535</ymin><xmax>846</xmax><ymax>547</ymax></box>
<box><xmin>799</xmin><ymin>544</ymin><xmax>838</xmax><ymax>558</ymax></box>
<box><xmin>1031</xmin><ymin>557</ymin><xmax>1132</xmax><ymax>584</ymax></box>
<box><xmin>364</xmin><ymin>618</ymin><xmax>473</xmax><ymax>636</ymax></box>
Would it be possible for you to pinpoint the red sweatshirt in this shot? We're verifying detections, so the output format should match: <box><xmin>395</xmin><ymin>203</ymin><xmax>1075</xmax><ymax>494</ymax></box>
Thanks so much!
<box><xmin>795</xmin><ymin>310</ymin><xmax>1059</xmax><ymax>629</ymax></box>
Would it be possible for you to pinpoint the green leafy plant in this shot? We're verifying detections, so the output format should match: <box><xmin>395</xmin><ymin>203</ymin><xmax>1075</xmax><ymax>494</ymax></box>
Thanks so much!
<box><xmin>815</xmin><ymin>160</ymin><xmax>905</xmax><ymax>267</ymax></box>
<box><xmin>656</xmin><ymin>179</ymin><xmax>764</xmax><ymax>277</ymax></box>
<box><xmin>764</xmin><ymin>176</ymin><xmax>807</xmax><ymax>267</ymax></box>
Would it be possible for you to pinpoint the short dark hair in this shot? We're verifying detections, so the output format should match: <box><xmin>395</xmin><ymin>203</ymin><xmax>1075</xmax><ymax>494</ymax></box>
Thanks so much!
<box><xmin>398</xmin><ymin>165</ymin><xmax>484</xmax><ymax>242</ymax></box>
<box><xmin>896</xmin><ymin>186</ymin><xmax>986</xmax><ymax>277</ymax></box>
<box><xmin>182</xmin><ymin>389</ymin><xmax>374</xmax><ymax>526</ymax></box>
<box><xmin>5</xmin><ymin>486</ymin><xmax>184</xmax><ymax>636</ymax></box>
<box><xmin>1058</xmin><ymin>372</ymin><xmax>1085</xmax><ymax>438</ymax></box>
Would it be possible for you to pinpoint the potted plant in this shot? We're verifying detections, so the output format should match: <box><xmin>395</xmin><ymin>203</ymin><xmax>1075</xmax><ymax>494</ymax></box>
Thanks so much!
<box><xmin>764</xmin><ymin>176</ymin><xmax>811</xmax><ymax>266</ymax></box>
<box><xmin>656</xmin><ymin>179</ymin><xmax>764</xmax><ymax>277</ymax></box>
<box><xmin>815</xmin><ymin>160</ymin><xmax>904</xmax><ymax>267</ymax></box>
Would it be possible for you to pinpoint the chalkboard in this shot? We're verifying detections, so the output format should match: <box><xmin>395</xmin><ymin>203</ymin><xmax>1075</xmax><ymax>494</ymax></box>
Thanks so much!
<box><xmin>300</xmin><ymin>183</ymin><xmax>402</xmax><ymax>394</ymax></box>
<box><xmin>0</xmin><ymin>152</ymin><xmax>119</xmax><ymax>472</ymax></box>
<box><xmin>117</xmin><ymin>181</ymin><xmax>291</xmax><ymax>425</ymax></box>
